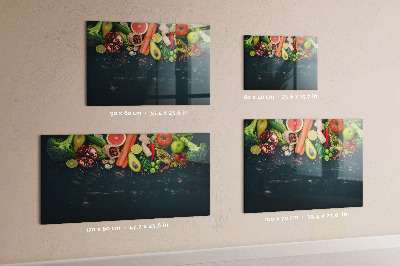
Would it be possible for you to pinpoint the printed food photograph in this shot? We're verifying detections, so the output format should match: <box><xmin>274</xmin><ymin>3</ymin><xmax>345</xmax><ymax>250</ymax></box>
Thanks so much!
<box><xmin>87</xmin><ymin>22</ymin><xmax>210</xmax><ymax>106</ymax></box>
<box><xmin>244</xmin><ymin>119</ymin><xmax>363</xmax><ymax>213</ymax></box>
<box><xmin>41</xmin><ymin>133</ymin><xmax>210</xmax><ymax>224</ymax></box>
<box><xmin>244</xmin><ymin>36</ymin><xmax>318</xmax><ymax>90</ymax></box>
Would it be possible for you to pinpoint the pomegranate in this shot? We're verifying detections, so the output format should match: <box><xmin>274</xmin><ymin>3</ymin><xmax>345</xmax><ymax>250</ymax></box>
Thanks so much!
<box><xmin>259</xmin><ymin>130</ymin><xmax>279</xmax><ymax>154</ymax></box>
<box><xmin>104</xmin><ymin>32</ymin><xmax>123</xmax><ymax>53</ymax></box>
<box><xmin>76</xmin><ymin>145</ymin><xmax>98</xmax><ymax>167</ymax></box>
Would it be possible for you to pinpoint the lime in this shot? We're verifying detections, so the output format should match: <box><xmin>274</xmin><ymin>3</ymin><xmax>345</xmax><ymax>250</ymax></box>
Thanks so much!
<box><xmin>308</xmin><ymin>130</ymin><xmax>318</xmax><ymax>141</ymax></box>
<box><xmin>250</xmin><ymin>145</ymin><xmax>261</xmax><ymax>155</ymax></box>
<box><xmin>96</xmin><ymin>45</ymin><xmax>106</xmax><ymax>54</ymax></box>
<box><xmin>66</xmin><ymin>159</ymin><xmax>78</xmax><ymax>168</ymax></box>
<box><xmin>152</xmin><ymin>33</ymin><xmax>162</xmax><ymax>43</ymax></box>
<box><xmin>131</xmin><ymin>144</ymin><xmax>142</xmax><ymax>154</ymax></box>
<box><xmin>304</xmin><ymin>41</ymin><xmax>311</xmax><ymax>50</ymax></box>
<box><xmin>250</xmin><ymin>51</ymin><xmax>255</xmax><ymax>56</ymax></box>
<box><xmin>283</xmin><ymin>43</ymin><xmax>289</xmax><ymax>49</ymax></box>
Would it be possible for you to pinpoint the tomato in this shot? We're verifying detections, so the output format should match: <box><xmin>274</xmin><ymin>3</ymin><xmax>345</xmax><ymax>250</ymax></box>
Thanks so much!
<box><xmin>172</xmin><ymin>153</ymin><xmax>181</xmax><ymax>161</ymax></box>
<box><xmin>175</xmin><ymin>24</ymin><xmax>189</xmax><ymax>36</ymax></box>
<box><xmin>179</xmin><ymin>158</ymin><xmax>187</xmax><ymax>166</ymax></box>
<box><xmin>296</xmin><ymin>37</ymin><xmax>305</xmax><ymax>45</ymax></box>
<box><xmin>180</xmin><ymin>153</ymin><xmax>186</xmax><ymax>158</ymax></box>
<box><xmin>156</xmin><ymin>133</ymin><xmax>173</xmax><ymax>146</ymax></box>
<box><xmin>330</xmin><ymin>119</ymin><xmax>344</xmax><ymax>133</ymax></box>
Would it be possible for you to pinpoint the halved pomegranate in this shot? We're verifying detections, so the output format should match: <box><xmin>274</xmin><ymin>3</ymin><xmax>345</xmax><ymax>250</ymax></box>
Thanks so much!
<box><xmin>104</xmin><ymin>32</ymin><xmax>123</xmax><ymax>53</ymax></box>
<box><xmin>75</xmin><ymin>145</ymin><xmax>98</xmax><ymax>167</ymax></box>
<box><xmin>259</xmin><ymin>130</ymin><xmax>279</xmax><ymax>154</ymax></box>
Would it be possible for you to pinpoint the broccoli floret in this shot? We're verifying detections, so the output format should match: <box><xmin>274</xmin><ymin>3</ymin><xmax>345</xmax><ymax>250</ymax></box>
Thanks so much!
<box><xmin>244</xmin><ymin>36</ymin><xmax>254</xmax><ymax>52</ymax></box>
<box><xmin>87</xmin><ymin>21</ymin><xmax>104</xmax><ymax>46</ymax></box>
<box><xmin>244</xmin><ymin>120</ymin><xmax>260</xmax><ymax>148</ymax></box>
<box><xmin>47</xmin><ymin>135</ymin><xmax>75</xmax><ymax>161</ymax></box>
<box><xmin>180</xmin><ymin>137</ymin><xmax>208</xmax><ymax>163</ymax></box>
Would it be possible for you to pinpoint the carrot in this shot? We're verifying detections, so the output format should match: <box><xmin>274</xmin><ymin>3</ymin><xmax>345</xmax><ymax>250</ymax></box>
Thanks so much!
<box><xmin>295</xmin><ymin>119</ymin><xmax>311</xmax><ymax>153</ymax></box>
<box><xmin>299</xmin><ymin>143</ymin><xmax>306</xmax><ymax>156</ymax></box>
<box><xmin>140</xmin><ymin>23</ymin><xmax>158</xmax><ymax>54</ymax></box>
<box><xmin>116</xmin><ymin>134</ymin><xmax>134</xmax><ymax>166</ymax></box>
<box><xmin>275</xmin><ymin>36</ymin><xmax>287</xmax><ymax>57</ymax></box>
<box><xmin>122</xmin><ymin>157</ymin><xmax>128</xmax><ymax>168</ymax></box>
<box><xmin>139</xmin><ymin>23</ymin><xmax>155</xmax><ymax>54</ymax></box>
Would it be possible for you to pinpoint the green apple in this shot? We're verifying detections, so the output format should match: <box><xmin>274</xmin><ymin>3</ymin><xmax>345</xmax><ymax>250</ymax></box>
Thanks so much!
<box><xmin>342</xmin><ymin>127</ymin><xmax>355</xmax><ymax>140</ymax></box>
<box><xmin>304</xmin><ymin>41</ymin><xmax>311</xmax><ymax>50</ymax></box>
<box><xmin>187</xmin><ymin>32</ymin><xmax>199</xmax><ymax>44</ymax></box>
<box><xmin>171</xmin><ymin>140</ymin><xmax>185</xmax><ymax>153</ymax></box>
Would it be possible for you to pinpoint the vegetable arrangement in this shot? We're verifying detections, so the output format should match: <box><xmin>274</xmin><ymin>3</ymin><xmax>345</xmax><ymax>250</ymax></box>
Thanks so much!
<box><xmin>245</xmin><ymin>119</ymin><xmax>363</xmax><ymax>161</ymax></box>
<box><xmin>87</xmin><ymin>21</ymin><xmax>210</xmax><ymax>61</ymax></box>
<box><xmin>244</xmin><ymin>36</ymin><xmax>318</xmax><ymax>61</ymax></box>
<box><xmin>47</xmin><ymin>133</ymin><xmax>208</xmax><ymax>174</ymax></box>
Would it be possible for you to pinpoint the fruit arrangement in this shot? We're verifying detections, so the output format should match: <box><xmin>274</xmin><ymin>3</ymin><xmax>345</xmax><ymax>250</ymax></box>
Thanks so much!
<box><xmin>87</xmin><ymin>21</ymin><xmax>210</xmax><ymax>61</ymax></box>
<box><xmin>46</xmin><ymin>133</ymin><xmax>208</xmax><ymax>174</ymax></box>
<box><xmin>245</xmin><ymin>119</ymin><xmax>363</xmax><ymax>161</ymax></box>
<box><xmin>244</xmin><ymin>36</ymin><xmax>317</xmax><ymax>61</ymax></box>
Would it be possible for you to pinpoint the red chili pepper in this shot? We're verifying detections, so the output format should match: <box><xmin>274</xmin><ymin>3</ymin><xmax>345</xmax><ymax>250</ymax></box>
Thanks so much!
<box><xmin>169</xmin><ymin>33</ymin><xmax>174</xmax><ymax>50</ymax></box>
<box><xmin>324</xmin><ymin>129</ymin><xmax>329</xmax><ymax>148</ymax></box>
<box><xmin>150</xmin><ymin>143</ymin><xmax>156</xmax><ymax>161</ymax></box>
<box><xmin>293</xmin><ymin>41</ymin><xmax>296</xmax><ymax>54</ymax></box>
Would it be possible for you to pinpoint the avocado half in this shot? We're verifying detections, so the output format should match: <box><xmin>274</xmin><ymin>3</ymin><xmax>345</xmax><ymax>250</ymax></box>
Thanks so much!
<box><xmin>257</xmin><ymin>119</ymin><xmax>268</xmax><ymax>136</ymax></box>
<box><xmin>150</xmin><ymin>41</ymin><xmax>161</xmax><ymax>60</ymax></box>
<box><xmin>305</xmin><ymin>138</ymin><xmax>317</xmax><ymax>160</ymax></box>
<box><xmin>128</xmin><ymin>152</ymin><xmax>141</xmax><ymax>172</ymax></box>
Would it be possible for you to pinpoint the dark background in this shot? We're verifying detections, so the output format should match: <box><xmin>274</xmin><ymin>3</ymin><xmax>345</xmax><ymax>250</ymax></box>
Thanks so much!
<box><xmin>244</xmin><ymin>120</ymin><xmax>363</xmax><ymax>213</ymax></box>
<box><xmin>87</xmin><ymin>22</ymin><xmax>210</xmax><ymax>106</ymax></box>
<box><xmin>41</xmin><ymin>134</ymin><xmax>210</xmax><ymax>224</ymax></box>
<box><xmin>244</xmin><ymin>36</ymin><xmax>318</xmax><ymax>90</ymax></box>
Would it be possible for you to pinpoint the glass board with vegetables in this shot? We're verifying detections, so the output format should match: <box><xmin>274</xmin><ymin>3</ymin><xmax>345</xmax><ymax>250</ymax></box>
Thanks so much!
<box><xmin>244</xmin><ymin>119</ymin><xmax>362</xmax><ymax>213</ymax></box>
<box><xmin>41</xmin><ymin>133</ymin><xmax>210</xmax><ymax>224</ymax></box>
<box><xmin>87</xmin><ymin>22</ymin><xmax>210</xmax><ymax>105</ymax></box>
<box><xmin>244</xmin><ymin>36</ymin><xmax>318</xmax><ymax>90</ymax></box>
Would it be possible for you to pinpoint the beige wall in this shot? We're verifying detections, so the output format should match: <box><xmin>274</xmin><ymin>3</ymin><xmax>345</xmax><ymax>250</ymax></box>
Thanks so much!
<box><xmin>1</xmin><ymin>0</ymin><xmax>400</xmax><ymax>264</ymax></box>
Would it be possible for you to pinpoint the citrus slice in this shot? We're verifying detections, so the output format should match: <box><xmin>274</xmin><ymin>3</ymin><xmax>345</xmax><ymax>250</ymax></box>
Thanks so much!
<box><xmin>250</xmin><ymin>145</ymin><xmax>261</xmax><ymax>155</ymax></box>
<box><xmin>96</xmin><ymin>45</ymin><xmax>106</xmax><ymax>54</ymax></box>
<box><xmin>308</xmin><ymin>130</ymin><xmax>318</xmax><ymax>141</ymax></box>
<box><xmin>131</xmin><ymin>23</ymin><xmax>148</xmax><ymax>34</ymax></box>
<box><xmin>270</xmin><ymin>36</ymin><xmax>280</xmax><ymax>43</ymax></box>
<box><xmin>106</xmin><ymin>134</ymin><xmax>126</xmax><ymax>146</ymax></box>
<box><xmin>152</xmin><ymin>33</ymin><xmax>162</xmax><ymax>43</ymax></box>
<box><xmin>286</xmin><ymin>119</ymin><xmax>303</xmax><ymax>132</ymax></box>
<box><xmin>131</xmin><ymin>144</ymin><xmax>142</xmax><ymax>154</ymax></box>
<box><xmin>66</xmin><ymin>159</ymin><xmax>78</xmax><ymax>168</ymax></box>
<box><xmin>283</xmin><ymin>43</ymin><xmax>289</xmax><ymax>49</ymax></box>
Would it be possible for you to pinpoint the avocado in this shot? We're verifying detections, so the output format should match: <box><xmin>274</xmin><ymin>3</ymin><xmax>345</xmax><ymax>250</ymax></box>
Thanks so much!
<box><xmin>305</xmin><ymin>138</ymin><xmax>317</xmax><ymax>160</ymax></box>
<box><xmin>73</xmin><ymin>135</ymin><xmax>85</xmax><ymax>150</ymax></box>
<box><xmin>128</xmin><ymin>152</ymin><xmax>141</xmax><ymax>172</ymax></box>
<box><xmin>257</xmin><ymin>119</ymin><xmax>268</xmax><ymax>136</ymax></box>
<box><xmin>150</xmin><ymin>41</ymin><xmax>161</xmax><ymax>60</ymax></box>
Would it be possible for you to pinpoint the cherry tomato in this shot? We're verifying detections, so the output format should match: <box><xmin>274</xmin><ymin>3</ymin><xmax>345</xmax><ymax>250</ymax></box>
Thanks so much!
<box><xmin>179</xmin><ymin>158</ymin><xmax>187</xmax><ymax>166</ymax></box>
<box><xmin>175</xmin><ymin>24</ymin><xmax>189</xmax><ymax>36</ymax></box>
<box><xmin>194</xmin><ymin>48</ymin><xmax>201</xmax><ymax>56</ymax></box>
<box><xmin>180</xmin><ymin>153</ymin><xmax>186</xmax><ymax>158</ymax></box>
<box><xmin>156</xmin><ymin>134</ymin><xmax>173</xmax><ymax>146</ymax></box>
<box><xmin>173</xmin><ymin>153</ymin><xmax>181</xmax><ymax>161</ymax></box>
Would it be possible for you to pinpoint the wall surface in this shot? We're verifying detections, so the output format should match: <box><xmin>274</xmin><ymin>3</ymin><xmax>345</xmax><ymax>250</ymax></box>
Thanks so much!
<box><xmin>1</xmin><ymin>0</ymin><xmax>400</xmax><ymax>264</ymax></box>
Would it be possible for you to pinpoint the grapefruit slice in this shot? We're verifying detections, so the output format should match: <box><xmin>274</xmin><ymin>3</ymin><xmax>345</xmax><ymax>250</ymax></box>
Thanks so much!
<box><xmin>286</xmin><ymin>119</ymin><xmax>303</xmax><ymax>132</ymax></box>
<box><xmin>107</xmin><ymin>134</ymin><xmax>126</xmax><ymax>146</ymax></box>
<box><xmin>131</xmin><ymin>23</ymin><xmax>148</xmax><ymax>34</ymax></box>
<box><xmin>270</xmin><ymin>36</ymin><xmax>280</xmax><ymax>43</ymax></box>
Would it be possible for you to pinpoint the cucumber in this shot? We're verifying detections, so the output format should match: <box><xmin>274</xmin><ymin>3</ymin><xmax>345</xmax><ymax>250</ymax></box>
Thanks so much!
<box><xmin>86</xmin><ymin>135</ymin><xmax>107</xmax><ymax>148</ymax></box>
<box><xmin>112</xmin><ymin>22</ymin><xmax>131</xmax><ymax>35</ymax></box>
<box><xmin>268</xmin><ymin>120</ymin><xmax>286</xmax><ymax>133</ymax></box>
